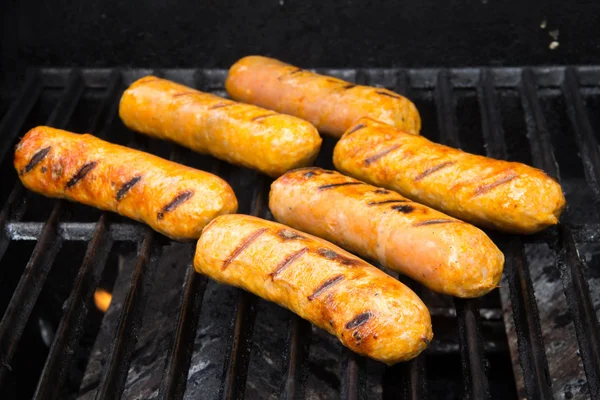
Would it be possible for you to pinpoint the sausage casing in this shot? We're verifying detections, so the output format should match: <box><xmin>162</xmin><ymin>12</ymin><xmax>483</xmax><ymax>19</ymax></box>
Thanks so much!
<box><xmin>269</xmin><ymin>168</ymin><xmax>504</xmax><ymax>298</ymax></box>
<box><xmin>225</xmin><ymin>55</ymin><xmax>421</xmax><ymax>138</ymax></box>
<box><xmin>333</xmin><ymin>118</ymin><xmax>566</xmax><ymax>234</ymax></box>
<box><xmin>14</xmin><ymin>126</ymin><xmax>238</xmax><ymax>240</ymax></box>
<box><xmin>119</xmin><ymin>76</ymin><xmax>322</xmax><ymax>178</ymax></box>
<box><xmin>194</xmin><ymin>214</ymin><xmax>433</xmax><ymax>365</ymax></box>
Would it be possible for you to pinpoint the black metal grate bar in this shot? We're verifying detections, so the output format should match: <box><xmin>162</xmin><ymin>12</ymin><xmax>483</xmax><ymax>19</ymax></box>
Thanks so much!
<box><xmin>340</xmin><ymin>349</ymin><xmax>366</xmax><ymax>400</ymax></box>
<box><xmin>522</xmin><ymin>68</ymin><xmax>600</xmax><ymax>398</ymax></box>
<box><xmin>435</xmin><ymin>69</ymin><xmax>491</xmax><ymax>400</ymax></box>
<box><xmin>220</xmin><ymin>179</ymin><xmax>266</xmax><ymax>400</ymax></box>
<box><xmin>0</xmin><ymin>70</ymin><xmax>85</xmax><ymax>388</ymax></box>
<box><xmin>280</xmin><ymin>315</ymin><xmax>311</xmax><ymax>400</ymax></box>
<box><xmin>94</xmin><ymin>228</ymin><xmax>158</xmax><ymax>399</ymax></box>
<box><xmin>562</xmin><ymin>67</ymin><xmax>600</xmax><ymax>199</ymax></box>
<box><xmin>33</xmin><ymin>215</ymin><xmax>113</xmax><ymax>399</ymax></box>
<box><xmin>158</xmin><ymin>261</ymin><xmax>208</xmax><ymax>400</ymax></box>
<box><xmin>481</xmin><ymin>69</ymin><xmax>554</xmax><ymax>399</ymax></box>
<box><xmin>32</xmin><ymin>70</ymin><xmax>124</xmax><ymax>400</ymax></box>
<box><xmin>558</xmin><ymin>68</ymin><xmax>600</xmax><ymax>397</ymax></box>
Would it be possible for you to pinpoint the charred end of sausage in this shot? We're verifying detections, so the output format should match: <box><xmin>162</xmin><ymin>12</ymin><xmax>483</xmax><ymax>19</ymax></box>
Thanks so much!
<box><xmin>375</xmin><ymin>90</ymin><xmax>402</xmax><ymax>99</ymax></box>
<box><xmin>414</xmin><ymin>161</ymin><xmax>455</xmax><ymax>181</ymax></box>
<box><xmin>270</xmin><ymin>247</ymin><xmax>308</xmax><ymax>279</ymax></box>
<box><xmin>308</xmin><ymin>274</ymin><xmax>344</xmax><ymax>301</ymax></box>
<box><xmin>277</xmin><ymin>229</ymin><xmax>306</xmax><ymax>240</ymax></box>
<box><xmin>413</xmin><ymin>219</ymin><xmax>457</xmax><ymax>227</ymax></box>
<box><xmin>157</xmin><ymin>190</ymin><xmax>194</xmax><ymax>220</ymax></box>
<box><xmin>22</xmin><ymin>146</ymin><xmax>51</xmax><ymax>175</ymax></box>
<box><xmin>364</xmin><ymin>144</ymin><xmax>401</xmax><ymax>166</ymax></box>
<box><xmin>391</xmin><ymin>204</ymin><xmax>414</xmax><ymax>214</ymax></box>
<box><xmin>316</xmin><ymin>248</ymin><xmax>360</xmax><ymax>266</ymax></box>
<box><xmin>222</xmin><ymin>227</ymin><xmax>268</xmax><ymax>270</ymax></box>
<box><xmin>367</xmin><ymin>199</ymin><xmax>408</xmax><ymax>206</ymax></box>
<box><xmin>473</xmin><ymin>172</ymin><xmax>518</xmax><ymax>197</ymax></box>
<box><xmin>116</xmin><ymin>175</ymin><xmax>142</xmax><ymax>201</ymax></box>
<box><xmin>345</xmin><ymin>123</ymin><xmax>366</xmax><ymax>136</ymax></box>
<box><xmin>66</xmin><ymin>161</ymin><xmax>98</xmax><ymax>189</ymax></box>
<box><xmin>345</xmin><ymin>311</ymin><xmax>372</xmax><ymax>330</ymax></box>
<box><xmin>317</xmin><ymin>182</ymin><xmax>363</xmax><ymax>191</ymax></box>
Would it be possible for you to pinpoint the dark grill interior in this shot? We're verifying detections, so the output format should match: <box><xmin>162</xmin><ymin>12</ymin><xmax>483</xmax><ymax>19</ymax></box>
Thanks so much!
<box><xmin>0</xmin><ymin>66</ymin><xmax>599</xmax><ymax>400</ymax></box>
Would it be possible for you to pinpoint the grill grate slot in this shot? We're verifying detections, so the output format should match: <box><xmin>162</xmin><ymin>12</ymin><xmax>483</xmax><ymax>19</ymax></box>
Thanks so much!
<box><xmin>0</xmin><ymin>66</ymin><xmax>598</xmax><ymax>399</ymax></box>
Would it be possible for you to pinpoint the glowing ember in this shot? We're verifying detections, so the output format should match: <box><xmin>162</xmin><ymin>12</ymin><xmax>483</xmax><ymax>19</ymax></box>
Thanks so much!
<box><xmin>94</xmin><ymin>289</ymin><xmax>112</xmax><ymax>313</ymax></box>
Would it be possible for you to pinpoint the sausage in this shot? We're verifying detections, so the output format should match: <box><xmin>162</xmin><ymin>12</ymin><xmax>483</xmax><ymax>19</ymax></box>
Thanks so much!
<box><xmin>14</xmin><ymin>126</ymin><xmax>238</xmax><ymax>240</ymax></box>
<box><xmin>119</xmin><ymin>76</ymin><xmax>322</xmax><ymax>178</ymax></box>
<box><xmin>225</xmin><ymin>56</ymin><xmax>421</xmax><ymax>138</ymax></box>
<box><xmin>194</xmin><ymin>214</ymin><xmax>432</xmax><ymax>365</ymax></box>
<box><xmin>333</xmin><ymin>118</ymin><xmax>566</xmax><ymax>234</ymax></box>
<box><xmin>269</xmin><ymin>168</ymin><xmax>504</xmax><ymax>298</ymax></box>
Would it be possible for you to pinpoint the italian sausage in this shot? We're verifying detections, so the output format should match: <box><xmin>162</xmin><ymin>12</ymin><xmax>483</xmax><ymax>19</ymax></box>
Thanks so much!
<box><xmin>225</xmin><ymin>55</ymin><xmax>421</xmax><ymax>138</ymax></box>
<box><xmin>14</xmin><ymin>126</ymin><xmax>238</xmax><ymax>240</ymax></box>
<box><xmin>195</xmin><ymin>214</ymin><xmax>433</xmax><ymax>365</ymax></box>
<box><xmin>269</xmin><ymin>168</ymin><xmax>504</xmax><ymax>298</ymax></box>
<box><xmin>119</xmin><ymin>76</ymin><xmax>322</xmax><ymax>178</ymax></box>
<box><xmin>333</xmin><ymin>118</ymin><xmax>566</xmax><ymax>234</ymax></box>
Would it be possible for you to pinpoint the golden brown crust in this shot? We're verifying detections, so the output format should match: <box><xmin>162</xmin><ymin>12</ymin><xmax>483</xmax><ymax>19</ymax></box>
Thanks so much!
<box><xmin>225</xmin><ymin>55</ymin><xmax>421</xmax><ymax>138</ymax></box>
<box><xmin>194</xmin><ymin>214</ymin><xmax>433</xmax><ymax>365</ymax></box>
<box><xmin>333</xmin><ymin>118</ymin><xmax>566</xmax><ymax>234</ymax></box>
<box><xmin>119</xmin><ymin>76</ymin><xmax>322</xmax><ymax>178</ymax></box>
<box><xmin>269</xmin><ymin>168</ymin><xmax>504</xmax><ymax>297</ymax></box>
<box><xmin>14</xmin><ymin>126</ymin><xmax>238</xmax><ymax>240</ymax></box>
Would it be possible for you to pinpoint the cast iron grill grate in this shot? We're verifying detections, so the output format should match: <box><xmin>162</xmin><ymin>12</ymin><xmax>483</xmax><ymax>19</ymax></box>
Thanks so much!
<box><xmin>0</xmin><ymin>66</ymin><xmax>598</xmax><ymax>400</ymax></box>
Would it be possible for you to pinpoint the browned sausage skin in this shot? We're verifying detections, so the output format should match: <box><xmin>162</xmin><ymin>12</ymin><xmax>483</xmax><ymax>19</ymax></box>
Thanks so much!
<box><xmin>270</xmin><ymin>168</ymin><xmax>504</xmax><ymax>298</ymax></box>
<box><xmin>14</xmin><ymin>126</ymin><xmax>238</xmax><ymax>240</ymax></box>
<box><xmin>334</xmin><ymin>118</ymin><xmax>566</xmax><ymax>234</ymax></box>
<box><xmin>119</xmin><ymin>76</ymin><xmax>322</xmax><ymax>178</ymax></box>
<box><xmin>195</xmin><ymin>214</ymin><xmax>433</xmax><ymax>365</ymax></box>
<box><xmin>225</xmin><ymin>56</ymin><xmax>421</xmax><ymax>137</ymax></box>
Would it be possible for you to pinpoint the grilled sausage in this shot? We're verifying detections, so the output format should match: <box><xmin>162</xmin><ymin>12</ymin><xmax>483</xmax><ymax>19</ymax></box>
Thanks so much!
<box><xmin>225</xmin><ymin>55</ymin><xmax>421</xmax><ymax>138</ymax></box>
<box><xmin>119</xmin><ymin>76</ymin><xmax>322</xmax><ymax>178</ymax></box>
<box><xmin>194</xmin><ymin>214</ymin><xmax>433</xmax><ymax>365</ymax></box>
<box><xmin>269</xmin><ymin>168</ymin><xmax>504</xmax><ymax>298</ymax></box>
<box><xmin>14</xmin><ymin>126</ymin><xmax>238</xmax><ymax>240</ymax></box>
<box><xmin>333</xmin><ymin>118</ymin><xmax>566</xmax><ymax>234</ymax></box>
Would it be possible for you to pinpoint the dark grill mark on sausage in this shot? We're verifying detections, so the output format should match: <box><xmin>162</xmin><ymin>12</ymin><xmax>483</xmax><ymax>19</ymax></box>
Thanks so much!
<box><xmin>251</xmin><ymin>113</ymin><xmax>277</xmax><ymax>122</ymax></box>
<box><xmin>318</xmin><ymin>182</ymin><xmax>363</xmax><ymax>190</ymax></box>
<box><xmin>473</xmin><ymin>172</ymin><xmax>518</xmax><ymax>196</ymax></box>
<box><xmin>66</xmin><ymin>161</ymin><xmax>98</xmax><ymax>189</ymax></box>
<box><xmin>116</xmin><ymin>176</ymin><xmax>142</xmax><ymax>201</ymax></box>
<box><xmin>308</xmin><ymin>274</ymin><xmax>344</xmax><ymax>301</ymax></box>
<box><xmin>392</xmin><ymin>204</ymin><xmax>414</xmax><ymax>213</ymax></box>
<box><xmin>222</xmin><ymin>228</ymin><xmax>268</xmax><ymax>270</ymax></box>
<box><xmin>364</xmin><ymin>144</ymin><xmax>401</xmax><ymax>166</ymax></box>
<box><xmin>414</xmin><ymin>161</ymin><xmax>455</xmax><ymax>181</ymax></box>
<box><xmin>316</xmin><ymin>248</ymin><xmax>359</xmax><ymax>265</ymax></box>
<box><xmin>157</xmin><ymin>190</ymin><xmax>194</xmax><ymax>220</ymax></box>
<box><xmin>342</xmin><ymin>84</ymin><xmax>356</xmax><ymax>90</ymax></box>
<box><xmin>278</xmin><ymin>229</ymin><xmax>305</xmax><ymax>240</ymax></box>
<box><xmin>345</xmin><ymin>123</ymin><xmax>366</xmax><ymax>136</ymax></box>
<box><xmin>367</xmin><ymin>199</ymin><xmax>408</xmax><ymax>206</ymax></box>
<box><xmin>289</xmin><ymin>68</ymin><xmax>303</xmax><ymax>75</ymax></box>
<box><xmin>346</xmin><ymin>312</ymin><xmax>372</xmax><ymax>329</ymax></box>
<box><xmin>374</xmin><ymin>189</ymin><xmax>390</xmax><ymax>194</ymax></box>
<box><xmin>173</xmin><ymin>91</ymin><xmax>198</xmax><ymax>98</ymax></box>
<box><xmin>270</xmin><ymin>247</ymin><xmax>308</xmax><ymax>278</ymax></box>
<box><xmin>413</xmin><ymin>219</ymin><xmax>457</xmax><ymax>227</ymax></box>
<box><xmin>209</xmin><ymin>102</ymin><xmax>234</xmax><ymax>110</ymax></box>
<box><xmin>279</xmin><ymin>68</ymin><xmax>303</xmax><ymax>80</ymax></box>
<box><xmin>23</xmin><ymin>146</ymin><xmax>51</xmax><ymax>174</ymax></box>
<box><xmin>375</xmin><ymin>90</ymin><xmax>402</xmax><ymax>99</ymax></box>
